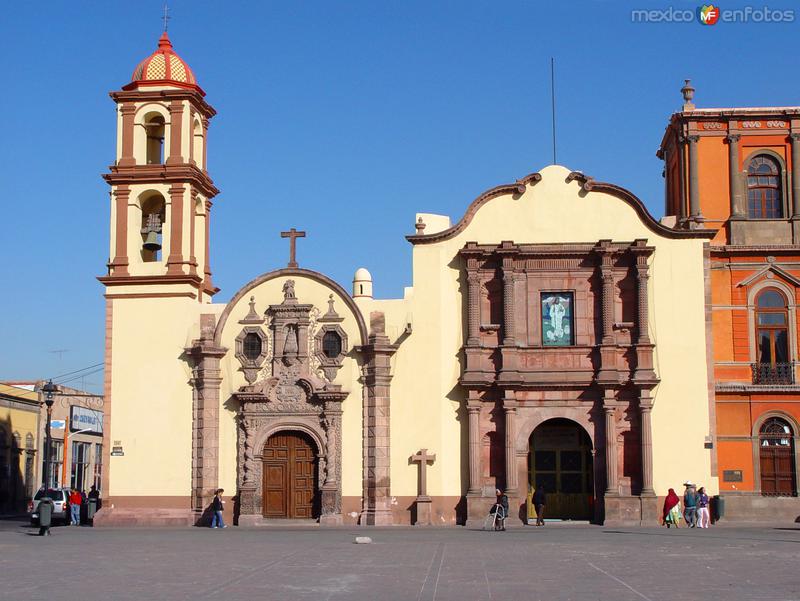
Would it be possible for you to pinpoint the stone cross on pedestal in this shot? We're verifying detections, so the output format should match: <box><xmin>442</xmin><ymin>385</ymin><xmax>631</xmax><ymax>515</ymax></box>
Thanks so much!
<box><xmin>410</xmin><ymin>448</ymin><xmax>436</xmax><ymax>526</ymax></box>
<box><xmin>280</xmin><ymin>228</ymin><xmax>306</xmax><ymax>268</ymax></box>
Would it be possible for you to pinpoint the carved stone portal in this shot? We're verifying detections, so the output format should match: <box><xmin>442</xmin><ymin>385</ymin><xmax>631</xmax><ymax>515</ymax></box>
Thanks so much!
<box><xmin>234</xmin><ymin>281</ymin><xmax>348</xmax><ymax>525</ymax></box>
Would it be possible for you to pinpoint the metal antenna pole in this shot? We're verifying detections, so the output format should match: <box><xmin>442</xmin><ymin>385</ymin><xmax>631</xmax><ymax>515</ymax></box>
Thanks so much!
<box><xmin>551</xmin><ymin>57</ymin><xmax>557</xmax><ymax>165</ymax></box>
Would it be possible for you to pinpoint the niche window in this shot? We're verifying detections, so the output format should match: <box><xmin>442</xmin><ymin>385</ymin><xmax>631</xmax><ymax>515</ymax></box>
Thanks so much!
<box><xmin>192</xmin><ymin>119</ymin><xmax>204</xmax><ymax>168</ymax></box>
<box><xmin>145</xmin><ymin>114</ymin><xmax>166</xmax><ymax>165</ymax></box>
<box><xmin>747</xmin><ymin>155</ymin><xmax>783</xmax><ymax>219</ymax></box>
<box><xmin>242</xmin><ymin>332</ymin><xmax>263</xmax><ymax>361</ymax></box>
<box><xmin>322</xmin><ymin>330</ymin><xmax>343</xmax><ymax>359</ymax></box>
<box><xmin>140</xmin><ymin>195</ymin><xmax>165</xmax><ymax>262</ymax></box>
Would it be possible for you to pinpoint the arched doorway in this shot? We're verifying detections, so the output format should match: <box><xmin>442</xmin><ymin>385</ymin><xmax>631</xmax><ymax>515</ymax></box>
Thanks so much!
<box><xmin>528</xmin><ymin>418</ymin><xmax>594</xmax><ymax>520</ymax></box>
<box><xmin>759</xmin><ymin>417</ymin><xmax>797</xmax><ymax>496</ymax></box>
<box><xmin>262</xmin><ymin>431</ymin><xmax>318</xmax><ymax>519</ymax></box>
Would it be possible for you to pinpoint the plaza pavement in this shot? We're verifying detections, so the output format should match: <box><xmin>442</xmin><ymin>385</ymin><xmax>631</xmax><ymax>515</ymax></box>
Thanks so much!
<box><xmin>0</xmin><ymin>518</ymin><xmax>798</xmax><ymax>601</ymax></box>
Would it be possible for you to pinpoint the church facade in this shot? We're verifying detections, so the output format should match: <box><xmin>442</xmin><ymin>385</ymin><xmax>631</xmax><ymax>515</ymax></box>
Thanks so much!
<box><xmin>96</xmin><ymin>34</ymin><xmax>721</xmax><ymax>527</ymax></box>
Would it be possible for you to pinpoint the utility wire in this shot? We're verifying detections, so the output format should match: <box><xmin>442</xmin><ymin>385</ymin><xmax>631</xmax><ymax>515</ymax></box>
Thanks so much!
<box><xmin>49</xmin><ymin>362</ymin><xmax>104</xmax><ymax>382</ymax></box>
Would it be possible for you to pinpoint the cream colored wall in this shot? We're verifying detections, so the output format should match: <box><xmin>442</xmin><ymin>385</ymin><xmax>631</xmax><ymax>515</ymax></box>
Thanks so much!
<box><xmin>216</xmin><ymin>274</ymin><xmax>365</xmax><ymax>497</ymax></box>
<box><xmin>367</xmin><ymin>164</ymin><xmax>717</xmax><ymax>500</ymax></box>
<box><xmin>108</xmin><ymin>297</ymin><xmax>204</xmax><ymax>497</ymax></box>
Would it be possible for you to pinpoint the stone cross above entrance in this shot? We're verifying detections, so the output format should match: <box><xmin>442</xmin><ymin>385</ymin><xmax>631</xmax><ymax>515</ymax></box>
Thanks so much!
<box><xmin>280</xmin><ymin>228</ymin><xmax>306</xmax><ymax>268</ymax></box>
<box><xmin>410</xmin><ymin>448</ymin><xmax>436</xmax><ymax>498</ymax></box>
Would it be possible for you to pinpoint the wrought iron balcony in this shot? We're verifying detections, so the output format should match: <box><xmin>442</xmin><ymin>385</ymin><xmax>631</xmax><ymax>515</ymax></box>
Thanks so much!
<box><xmin>751</xmin><ymin>362</ymin><xmax>795</xmax><ymax>385</ymax></box>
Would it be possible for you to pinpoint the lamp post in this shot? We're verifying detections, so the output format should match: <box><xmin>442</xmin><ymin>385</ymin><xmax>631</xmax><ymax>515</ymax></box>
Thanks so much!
<box><xmin>41</xmin><ymin>380</ymin><xmax>58</xmax><ymax>490</ymax></box>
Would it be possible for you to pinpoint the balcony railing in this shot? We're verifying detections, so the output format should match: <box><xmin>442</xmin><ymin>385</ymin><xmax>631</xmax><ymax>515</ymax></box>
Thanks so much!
<box><xmin>751</xmin><ymin>362</ymin><xmax>795</xmax><ymax>385</ymax></box>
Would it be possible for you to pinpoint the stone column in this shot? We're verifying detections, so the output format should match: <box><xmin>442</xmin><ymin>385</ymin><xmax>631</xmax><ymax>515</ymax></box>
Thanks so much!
<box><xmin>320</xmin><ymin>405</ymin><xmax>344</xmax><ymax>525</ymax></box>
<box><xmin>467</xmin><ymin>393</ymin><xmax>482</xmax><ymax>495</ymax></box>
<box><xmin>503</xmin><ymin>392</ymin><xmax>518</xmax><ymax>496</ymax></box>
<box><xmin>466</xmin><ymin>270</ymin><xmax>481</xmax><ymax>346</ymax></box>
<box><xmin>186</xmin><ymin>314</ymin><xmax>227</xmax><ymax>524</ymax></box>
<box><xmin>604</xmin><ymin>392</ymin><xmax>618</xmax><ymax>495</ymax></box>
<box><xmin>360</xmin><ymin>312</ymin><xmax>396</xmax><ymax>526</ymax></box>
<box><xmin>166</xmin><ymin>185</ymin><xmax>185</xmax><ymax>275</ymax></box>
<box><xmin>166</xmin><ymin>100</ymin><xmax>184</xmax><ymax>165</ymax></box>
<box><xmin>634</xmin><ymin>246</ymin><xmax>650</xmax><ymax>345</ymax></box>
<box><xmin>727</xmin><ymin>133</ymin><xmax>744</xmax><ymax>218</ymax></box>
<box><xmin>791</xmin><ymin>133</ymin><xmax>800</xmax><ymax>218</ymax></box>
<box><xmin>118</xmin><ymin>103</ymin><xmax>137</xmax><ymax>167</ymax></box>
<box><xmin>501</xmin><ymin>256</ymin><xmax>516</xmax><ymax>345</ymax></box>
<box><xmin>639</xmin><ymin>392</ymin><xmax>655</xmax><ymax>496</ymax></box>
<box><xmin>687</xmin><ymin>135</ymin><xmax>703</xmax><ymax>223</ymax></box>
<box><xmin>599</xmin><ymin>246</ymin><xmax>615</xmax><ymax>344</ymax></box>
<box><xmin>110</xmin><ymin>185</ymin><xmax>130</xmax><ymax>276</ymax></box>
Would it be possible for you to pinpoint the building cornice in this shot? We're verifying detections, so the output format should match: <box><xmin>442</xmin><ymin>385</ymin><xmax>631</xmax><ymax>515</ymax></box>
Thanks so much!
<box><xmin>110</xmin><ymin>88</ymin><xmax>216</xmax><ymax>118</ymax></box>
<box><xmin>102</xmin><ymin>164</ymin><xmax>219</xmax><ymax>199</ymax></box>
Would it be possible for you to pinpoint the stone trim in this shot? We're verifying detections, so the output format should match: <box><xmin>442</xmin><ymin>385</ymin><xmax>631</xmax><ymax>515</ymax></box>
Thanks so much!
<box><xmin>405</xmin><ymin>173</ymin><xmax>542</xmax><ymax>245</ymax></box>
<box><xmin>101</xmin><ymin>298</ymin><xmax>113</xmax><ymax>498</ymax></box>
<box><xmin>359</xmin><ymin>312</ymin><xmax>396</xmax><ymax>525</ymax></box>
<box><xmin>185</xmin><ymin>314</ymin><xmax>227</xmax><ymax>523</ymax></box>
<box><xmin>111</xmin><ymin>88</ymin><xmax>215</xmax><ymax>117</ymax></box>
<box><xmin>103</xmin><ymin>163</ymin><xmax>219</xmax><ymax>200</ymax></box>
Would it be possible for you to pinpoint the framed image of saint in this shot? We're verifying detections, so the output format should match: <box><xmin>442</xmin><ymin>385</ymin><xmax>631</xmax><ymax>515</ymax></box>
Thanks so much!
<box><xmin>541</xmin><ymin>292</ymin><xmax>574</xmax><ymax>346</ymax></box>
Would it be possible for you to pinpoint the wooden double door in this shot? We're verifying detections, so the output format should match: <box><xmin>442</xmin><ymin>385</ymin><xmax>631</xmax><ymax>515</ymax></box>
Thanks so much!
<box><xmin>262</xmin><ymin>431</ymin><xmax>318</xmax><ymax>519</ymax></box>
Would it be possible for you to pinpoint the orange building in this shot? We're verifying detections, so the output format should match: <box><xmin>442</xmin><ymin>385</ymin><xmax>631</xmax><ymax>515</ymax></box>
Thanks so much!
<box><xmin>659</xmin><ymin>81</ymin><xmax>800</xmax><ymax>519</ymax></box>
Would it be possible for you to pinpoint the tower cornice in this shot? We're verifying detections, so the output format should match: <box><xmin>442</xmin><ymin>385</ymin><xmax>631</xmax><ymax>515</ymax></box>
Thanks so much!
<box><xmin>110</xmin><ymin>89</ymin><xmax>216</xmax><ymax>119</ymax></box>
<box><xmin>103</xmin><ymin>164</ymin><xmax>219</xmax><ymax>199</ymax></box>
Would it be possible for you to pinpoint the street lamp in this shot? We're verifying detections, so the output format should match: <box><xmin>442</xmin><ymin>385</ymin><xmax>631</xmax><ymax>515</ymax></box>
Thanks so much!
<box><xmin>41</xmin><ymin>379</ymin><xmax>58</xmax><ymax>489</ymax></box>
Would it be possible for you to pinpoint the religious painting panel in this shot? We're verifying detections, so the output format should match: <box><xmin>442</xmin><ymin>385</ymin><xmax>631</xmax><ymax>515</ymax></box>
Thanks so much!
<box><xmin>541</xmin><ymin>292</ymin><xmax>574</xmax><ymax>346</ymax></box>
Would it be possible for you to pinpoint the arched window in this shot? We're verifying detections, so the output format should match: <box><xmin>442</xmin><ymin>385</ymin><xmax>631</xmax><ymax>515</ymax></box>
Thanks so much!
<box><xmin>759</xmin><ymin>417</ymin><xmax>797</xmax><ymax>496</ymax></box>
<box><xmin>192</xmin><ymin>119</ymin><xmax>204</xmax><ymax>169</ymax></box>
<box><xmin>747</xmin><ymin>155</ymin><xmax>783</xmax><ymax>218</ymax></box>
<box><xmin>756</xmin><ymin>289</ymin><xmax>789</xmax><ymax>364</ymax></box>
<box><xmin>140</xmin><ymin>194</ymin><xmax>166</xmax><ymax>262</ymax></box>
<box><xmin>145</xmin><ymin>114</ymin><xmax>166</xmax><ymax>164</ymax></box>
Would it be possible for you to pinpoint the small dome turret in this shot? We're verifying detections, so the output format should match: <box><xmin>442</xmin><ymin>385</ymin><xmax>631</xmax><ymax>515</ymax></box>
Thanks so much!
<box><xmin>353</xmin><ymin>268</ymin><xmax>373</xmax><ymax>299</ymax></box>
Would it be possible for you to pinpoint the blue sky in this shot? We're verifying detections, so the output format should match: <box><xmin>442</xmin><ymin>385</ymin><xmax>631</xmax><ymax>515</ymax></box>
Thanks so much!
<box><xmin>1</xmin><ymin>1</ymin><xmax>797</xmax><ymax>391</ymax></box>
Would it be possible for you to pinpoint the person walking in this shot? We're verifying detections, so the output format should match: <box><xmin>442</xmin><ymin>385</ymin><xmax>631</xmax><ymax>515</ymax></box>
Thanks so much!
<box><xmin>210</xmin><ymin>489</ymin><xmax>227</xmax><ymax>529</ymax></box>
<box><xmin>68</xmin><ymin>488</ymin><xmax>82</xmax><ymax>526</ymax></box>
<box><xmin>662</xmin><ymin>488</ymin><xmax>681</xmax><ymax>528</ymax></box>
<box><xmin>696</xmin><ymin>486</ymin><xmax>711</xmax><ymax>528</ymax></box>
<box><xmin>532</xmin><ymin>485</ymin><xmax>547</xmax><ymax>527</ymax></box>
<box><xmin>683</xmin><ymin>482</ymin><xmax>697</xmax><ymax>528</ymax></box>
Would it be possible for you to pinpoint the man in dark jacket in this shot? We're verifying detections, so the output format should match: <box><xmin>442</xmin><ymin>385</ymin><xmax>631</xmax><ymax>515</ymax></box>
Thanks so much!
<box><xmin>532</xmin><ymin>486</ymin><xmax>546</xmax><ymax>526</ymax></box>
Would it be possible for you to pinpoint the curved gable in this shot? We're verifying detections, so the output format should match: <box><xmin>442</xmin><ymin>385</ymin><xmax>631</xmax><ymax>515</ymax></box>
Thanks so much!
<box><xmin>406</xmin><ymin>166</ymin><xmax>715</xmax><ymax>246</ymax></box>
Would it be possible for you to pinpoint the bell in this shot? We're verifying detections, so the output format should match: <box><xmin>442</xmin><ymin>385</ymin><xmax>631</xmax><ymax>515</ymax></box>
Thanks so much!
<box><xmin>143</xmin><ymin>231</ymin><xmax>161</xmax><ymax>252</ymax></box>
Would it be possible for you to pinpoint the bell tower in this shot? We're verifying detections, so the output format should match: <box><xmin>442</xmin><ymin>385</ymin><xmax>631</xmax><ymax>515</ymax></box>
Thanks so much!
<box><xmin>99</xmin><ymin>32</ymin><xmax>219</xmax><ymax>301</ymax></box>
<box><xmin>96</xmin><ymin>33</ymin><xmax>222</xmax><ymax>517</ymax></box>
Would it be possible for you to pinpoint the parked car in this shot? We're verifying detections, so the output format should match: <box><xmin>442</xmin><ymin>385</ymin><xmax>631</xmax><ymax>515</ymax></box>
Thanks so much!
<box><xmin>29</xmin><ymin>488</ymin><xmax>70</xmax><ymax>526</ymax></box>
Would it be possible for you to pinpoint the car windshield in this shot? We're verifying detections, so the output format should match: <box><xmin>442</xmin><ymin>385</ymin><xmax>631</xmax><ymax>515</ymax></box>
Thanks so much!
<box><xmin>33</xmin><ymin>489</ymin><xmax>64</xmax><ymax>501</ymax></box>
<box><xmin>34</xmin><ymin>489</ymin><xmax>65</xmax><ymax>501</ymax></box>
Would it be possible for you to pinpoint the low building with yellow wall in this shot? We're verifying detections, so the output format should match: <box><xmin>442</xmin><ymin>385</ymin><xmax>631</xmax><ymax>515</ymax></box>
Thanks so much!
<box><xmin>0</xmin><ymin>384</ymin><xmax>41</xmax><ymax>513</ymax></box>
<box><xmin>95</xmin><ymin>33</ymin><xmax>720</xmax><ymax>527</ymax></box>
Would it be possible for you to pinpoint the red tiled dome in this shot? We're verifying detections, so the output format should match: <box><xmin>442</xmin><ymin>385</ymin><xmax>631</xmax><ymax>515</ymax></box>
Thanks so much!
<box><xmin>125</xmin><ymin>32</ymin><xmax>202</xmax><ymax>94</ymax></box>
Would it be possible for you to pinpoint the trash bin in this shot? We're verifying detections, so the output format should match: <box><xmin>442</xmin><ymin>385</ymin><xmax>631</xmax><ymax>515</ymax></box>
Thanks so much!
<box><xmin>712</xmin><ymin>495</ymin><xmax>724</xmax><ymax>522</ymax></box>
<box><xmin>39</xmin><ymin>498</ymin><xmax>53</xmax><ymax>528</ymax></box>
<box><xmin>87</xmin><ymin>498</ymin><xmax>97</xmax><ymax>521</ymax></box>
